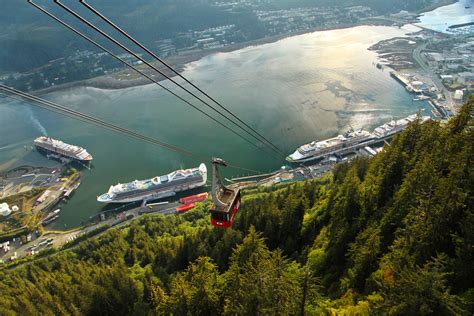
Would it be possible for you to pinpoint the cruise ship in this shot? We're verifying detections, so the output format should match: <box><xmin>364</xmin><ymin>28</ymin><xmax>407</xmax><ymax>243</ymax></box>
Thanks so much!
<box><xmin>287</xmin><ymin>129</ymin><xmax>374</xmax><ymax>163</ymax></box>
<box><xmin>286</xmin><ymin>114</ymin><xmax>430</xmax><ymax>163</ymax></box>
<box><xmin>34</xmin><ymin>136</ymin><xmax>93</xmax><ymax>162</ymax></box>
<box><xmin>97</xmin><ymin>163</ymin><xmax>207</xmax><ymax>203</ymax></box>
<box><xmin>372</xmin><ymin>114</ymin><xmax>430</xmax><ymax>138</ymax></box>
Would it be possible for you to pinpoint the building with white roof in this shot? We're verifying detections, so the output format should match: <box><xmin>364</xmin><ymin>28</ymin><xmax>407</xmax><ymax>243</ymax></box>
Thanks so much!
<box><xmin>1</xmin><ymin>203</ymin><xmax>12</xmax><ymax>217</ymax></box>
<box><xmin>454</xmin><ymin>90</ymin><xmax>464</xmax><ymax>101</ymax></box>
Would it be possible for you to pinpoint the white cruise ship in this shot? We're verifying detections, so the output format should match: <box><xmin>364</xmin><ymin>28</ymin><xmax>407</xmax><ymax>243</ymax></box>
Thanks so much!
<box><xmin>287</xmin><ymin>114</ymin><xmax>430</xmax><ymax>163</ymax></box>
<box><xmin>34</xmin><ymin>136</ymin><xmax>93</xmax><ymax>162</ymax></box>
<box><xmin>287</xmin><ymin>129</ymin><xmax>374</xmax><ymax>163</ymax></box>
<box><xmin>373</xmin><ymin>114</ymin><xmax>430</xmax><ymax>138</ymax></box>
<box><xmin>97</xmin><ymin>163</ymin><xmax>207</xmax><ymax>203</ymax></box>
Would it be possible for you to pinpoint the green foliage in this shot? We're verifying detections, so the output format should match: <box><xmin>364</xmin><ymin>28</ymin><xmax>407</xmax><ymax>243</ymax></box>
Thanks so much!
<box><xmin>376</xmin><ymin>255</ymin><xmax>465</xmax><ymax>315</ymax></box>
<box><xmin>1</xmin><ymin>100</ymin><xmax>473</xmax><ymax>314</ymax></box>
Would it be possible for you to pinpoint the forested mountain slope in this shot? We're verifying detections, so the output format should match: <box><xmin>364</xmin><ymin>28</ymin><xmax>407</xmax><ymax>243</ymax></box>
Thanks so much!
<box><xmin>0</xmin><ymin>99</ymin><xmax>472</xmax><ymax>315</ymax></box>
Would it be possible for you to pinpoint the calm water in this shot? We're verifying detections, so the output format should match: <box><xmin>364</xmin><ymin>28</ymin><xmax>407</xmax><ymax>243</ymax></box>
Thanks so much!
<box><xmin>0</xmin><ymin>25</ymin><xmax>431</xmax><ymax>228</ymax></box>
<box><xmin>417</xmin><ymin>0</ymin><xmax>474</xmax><ymax>33</ymax></box>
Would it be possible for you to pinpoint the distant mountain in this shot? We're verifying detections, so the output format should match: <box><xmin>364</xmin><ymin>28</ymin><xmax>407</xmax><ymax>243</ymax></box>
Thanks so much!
<box><xmin>0</xmin><ymin>0</ymin><xmax>232</xmax><ymax>72</ymax></box>
<box><xmin>1</xmin><ymin>98</ymin><xmax>472</xmax><ymax>315</ymax></box>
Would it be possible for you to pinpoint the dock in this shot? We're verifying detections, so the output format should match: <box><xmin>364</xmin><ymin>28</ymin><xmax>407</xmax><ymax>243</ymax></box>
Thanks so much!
<box><xmin>390</xmin><ymin>71</ymin><xmax>424</xmax><ymax>94</ymax></box>
<box><xmin>448</xmin><ymin>22</ymin><xmax>474</xmax><ymax>29</ymax></box>
<box><xmin>230</xmin><ymin>170</ymin><xmax>280</xmax><ymax>182</ymax></box>
<box><xmin>428</xmin><ymin>100</ymin><xmax>446</xmax><ymax>118</ymax></box>
<box><xmin>390</xmin><ymin>71</ymin><xmax>411</xmax><ymax>88</ymax></box>
<box><xmin>63</xmin><ymin>182</ymin><xmax>80</xmax><ymax>199</ymax></box>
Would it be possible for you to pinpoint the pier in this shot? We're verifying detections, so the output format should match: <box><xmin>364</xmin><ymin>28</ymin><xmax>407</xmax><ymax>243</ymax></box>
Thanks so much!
<box><xmin>390</xmin><ymin>71</ymin><xmax>412</xmax><ymax>88</ymax></box>
<box><xmin>390</xmin><ymin>71</ymin><xmax>425</xmax><ymax>94</ymax></box>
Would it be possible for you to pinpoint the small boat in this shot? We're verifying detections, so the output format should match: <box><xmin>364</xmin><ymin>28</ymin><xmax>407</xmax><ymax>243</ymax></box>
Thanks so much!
<box><xmin>413</xmin><ymin>95</ymin><xmax>430</xmax><ymax>101</ymax></box>
<box><xmin>42</xmin><ymin>215</ymin><xmax>59</xmax><ymax>225</ymax></box>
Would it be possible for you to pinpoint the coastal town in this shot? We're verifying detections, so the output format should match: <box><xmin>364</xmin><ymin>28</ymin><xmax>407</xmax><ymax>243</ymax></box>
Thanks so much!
<box><xmin>0</xmin><ymin>4</ymin><xmax>378</xmax><ymax>91</ymax></box>
<box><xmin>369</xmin><ymin>25</ymin><xmax>473</xmax><ymax>118</ymax></box>
<box><xmin>1</xmin><ymin>1</ymin><xmax>472</xmax><ymax>265</ymax></box>
<box><xmin>1</xmin><ymin>1</ymin><xmax>463</xmax><ymax>95</ymax></box>
<box><xmin>0</xmin><ymin>144</ymin><xmax>210</xmax><ymax>263</ymax></box>
<box><xmin>1</xmin><ymin>0</ymin><xmax>473</xmax><ymax>313</ymax></box>
<box><xmin>0</xmin><ymin>165</ymin><xmax>80</xmax><ymax>224</ymax></box>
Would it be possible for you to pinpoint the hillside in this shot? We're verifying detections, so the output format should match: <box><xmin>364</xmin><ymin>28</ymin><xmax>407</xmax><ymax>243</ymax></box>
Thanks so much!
<box><xmin>0</xmin><ymin>99</ymin><xmax>472</xmax><ymax>315</ymax></box>
<box><xmin>0</xmin><ymin>0</ymin><xmax>445</xmax><ymax>73</ymax></box>
<box><xmin>0</xmin><ymin>0</ymin><xmax>233</xmax><ymax>72</ymax></box>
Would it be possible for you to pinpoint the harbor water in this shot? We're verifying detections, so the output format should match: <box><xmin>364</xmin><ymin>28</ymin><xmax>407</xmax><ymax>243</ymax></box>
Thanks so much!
<box><xmin>0</xmin><ymin>25</ymin><xmax>433</xmax><ymax>228</ymax></box>
<box><xmin>416</xmin><ymin>0</ymin><xmax>474</xmax><ymax>33</ymax></box>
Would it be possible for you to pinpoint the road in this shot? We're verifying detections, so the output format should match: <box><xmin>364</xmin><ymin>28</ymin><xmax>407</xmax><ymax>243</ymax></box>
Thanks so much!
<box><xmin>412</xmin><ymin>42</ymin><xmax>455</xmax><ymax>113</ymax></box>
<box><xmin>0</xmin><ymin>201</ymin><xmax>181</xmax><ymax>263</ymax></box>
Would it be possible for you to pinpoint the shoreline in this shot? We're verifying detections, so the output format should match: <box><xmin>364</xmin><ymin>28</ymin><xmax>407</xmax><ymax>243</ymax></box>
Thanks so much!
<box><xmin>31</xmin><ymin>20</ymin><xmax>440</xmax><ymax>94</ymax></box>
<box><xmin>416</xmin><ymin>0</ymin><xmax>457</xmax><ymax>14</ymax></box>
<box><xmin>33</xmin><ymin>23</ymin><xmax>381</xmax><ymax>94</ymax></box>
<box><xmin>30</xmin><ymin>1</ymin><xmax>457</xmax><ymax>95</ymax></box>
<box><xmin>0</xmin><ymin>1</ymin><xmax>459</xmax><ymax>234</ymax></box>
<box><xmin>11</xmin><ymin>1</ymin><xmax>458</xmax><ymax>96</ymax></box>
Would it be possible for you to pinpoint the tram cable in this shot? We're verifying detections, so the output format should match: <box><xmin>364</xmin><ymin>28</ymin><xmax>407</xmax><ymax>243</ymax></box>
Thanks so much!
<box><xmin>0</xmin><ymin>84</ymin><xmax>266</xmax><ymax>175</ymax></box>
<box><xmin>51</xmin><ymin>0</ymin><xmax>285</xmax><ymax>159</ymax></box>
<box><xmin>27</xmin><ymin>0</ymin><xmax>278</xmax><ymax>159</ymax></box>
<box><xmin>79</xmin><ymin>0</ymin><xmax>286</xmax><ymax>157</ymax></box>
<box><xmin>1</xmin><ymin>88</ymin><xmax>262</xmax><ymax>229</ymax></box>
<box><xmin>0</xmin><ymin>84</ymin><xmax>203</xmax><ymax>159</ymax></box>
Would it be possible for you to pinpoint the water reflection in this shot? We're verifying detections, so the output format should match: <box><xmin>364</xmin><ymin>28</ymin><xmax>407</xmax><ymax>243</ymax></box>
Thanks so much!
<box><xmin>417</xmin><ymin>0</ymin><xmax>474</xmax><ymax>33</ymax></box>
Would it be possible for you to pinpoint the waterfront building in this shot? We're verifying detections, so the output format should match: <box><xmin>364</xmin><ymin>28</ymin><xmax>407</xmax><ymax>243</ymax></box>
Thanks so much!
<box><xmin>1</xmin><ymin>203</ymin><xmax>12</xmax><ymax>217</ymax></box>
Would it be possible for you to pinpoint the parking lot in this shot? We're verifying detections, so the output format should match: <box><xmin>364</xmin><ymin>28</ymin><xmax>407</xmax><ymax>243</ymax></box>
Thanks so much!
<box><xmin>1</xmin><ymin>166</ymin><xmax>63</xmax><ymax>199</ymax></box>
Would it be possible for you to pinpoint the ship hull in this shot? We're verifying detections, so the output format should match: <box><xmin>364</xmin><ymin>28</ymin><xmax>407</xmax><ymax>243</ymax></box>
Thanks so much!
<box><xmin>286</xmin><ymin>137</ymin><xmax>376</xmax><ymax>163</ymax></box>
<box><xmin>97</xmin><ymin>178</ymin><xmax>207</xmax><ymax>203</ymax></box>
<box><xmin>286</xmin><ymin>154</ymin><xmax>324</xmax><ymax>163</ymax></box>
<box><xmin>35</xmin><ymin>144</ymin><xmax>92</xmax><ymax>163</ymax></box>
<box><xmin>287</xmin><ymin>114</ymin><xmax>430</xmax><ymax>164</ymax></box>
